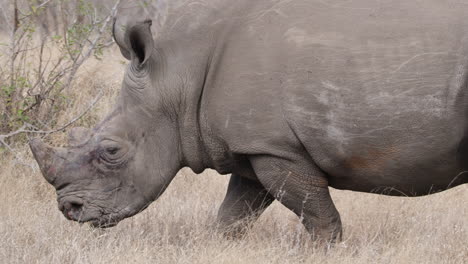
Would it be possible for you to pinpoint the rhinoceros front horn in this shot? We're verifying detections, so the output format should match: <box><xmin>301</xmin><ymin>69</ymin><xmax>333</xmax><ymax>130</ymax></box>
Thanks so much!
<box><xmin>29</xmin><ymin>138</ymin><xmax>65</xmax><ymax>185</ymax></box>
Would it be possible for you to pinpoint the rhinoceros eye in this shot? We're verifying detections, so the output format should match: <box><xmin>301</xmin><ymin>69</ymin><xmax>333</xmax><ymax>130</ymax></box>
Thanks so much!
<box><xmin>106</xmin><ymin>147</ymin><xmax>120</xmax><ymax>156</ymax></box>
<box><xmin>98</xmin><ymin>140</ymin><xmax>128</xmax><ymax>166</ymax></box>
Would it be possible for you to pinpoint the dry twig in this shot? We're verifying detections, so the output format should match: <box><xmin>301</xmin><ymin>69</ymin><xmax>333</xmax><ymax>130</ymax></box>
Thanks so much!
<box><xmin>0</xmin><ymin>0</ymin><xmax>121</xmax><ymax>158</ymax></box>
<box><xmin>0</xmin><ymin>88</ymin><xmax>103</xmax><ymax>150</ymax></box>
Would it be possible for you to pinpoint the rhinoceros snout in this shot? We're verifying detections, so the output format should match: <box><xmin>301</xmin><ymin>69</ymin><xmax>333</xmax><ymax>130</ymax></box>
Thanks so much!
<box><xmin>59</xmin><ymin>200</ymin><xmax>84</xmax><ymax>221</ymax></box>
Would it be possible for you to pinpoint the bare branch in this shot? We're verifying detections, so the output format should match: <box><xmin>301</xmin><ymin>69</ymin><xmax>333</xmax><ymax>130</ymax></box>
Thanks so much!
<box><xmin>0</xmin><ymin>87</ymin><xmax>103</xmax><ymax>147</ymax></box>
<box><xmin>63</xmin><ymin>0</ymin><xmax>121</xmax><ymax>91</ymax></box>
<box><xmin>0</xmin><ymin>5</ymin><xmax>13</xmax><ymax>32</ymax></box>
<box><xmin>0</xmin><ymin>0</ymin><xmax>121</xmax><ymax>160</ymax></box>
<box><xmin>38</xmin><ymin>88</ymin><xmax>104</xmax><ymax>136</ymax></box>
<box><xmin>17</xmin><ymin>0</ymin><xmax>53</xmax><ymax>21</ymax></box>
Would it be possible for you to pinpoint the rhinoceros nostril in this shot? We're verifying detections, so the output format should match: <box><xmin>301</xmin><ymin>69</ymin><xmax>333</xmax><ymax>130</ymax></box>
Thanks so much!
<box><xmin>61</xmin><ymin>201</ymin><xmax>83</xmax><ymax>220</ymax></box>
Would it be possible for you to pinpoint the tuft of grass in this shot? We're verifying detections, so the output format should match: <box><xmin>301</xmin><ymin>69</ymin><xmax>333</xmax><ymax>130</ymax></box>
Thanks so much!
<box><xmin>0</xmin><ymin>51</ymin><xmax>467</xmax><ymax>263</ymax></box>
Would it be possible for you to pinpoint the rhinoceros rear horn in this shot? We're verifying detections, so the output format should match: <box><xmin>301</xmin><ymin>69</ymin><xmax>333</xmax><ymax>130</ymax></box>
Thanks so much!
<box><xmin>113</xmin><ymin>18</ymin><xmax>154</xmax><ymax>67</ymax></box>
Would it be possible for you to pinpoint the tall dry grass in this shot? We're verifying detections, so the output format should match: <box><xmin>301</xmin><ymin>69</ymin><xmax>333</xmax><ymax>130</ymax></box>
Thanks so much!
<box><xmin>0</xmin><ymin>49</ymin><xmax>467</xmax><ymax>264</ymax></box>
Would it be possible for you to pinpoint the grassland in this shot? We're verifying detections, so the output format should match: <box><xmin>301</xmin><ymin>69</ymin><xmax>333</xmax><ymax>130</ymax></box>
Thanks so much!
<box><xmin>0</xmin><ymin>49</ymin><xmax>466</xmax><ymax>264</ymax></box>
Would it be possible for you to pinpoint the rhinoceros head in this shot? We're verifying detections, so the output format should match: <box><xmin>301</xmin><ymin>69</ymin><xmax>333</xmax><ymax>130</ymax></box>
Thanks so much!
<box><xmin>29</xmin><ymin>17</ymin><xmax>185</xmax><ymax>228</ymax></box>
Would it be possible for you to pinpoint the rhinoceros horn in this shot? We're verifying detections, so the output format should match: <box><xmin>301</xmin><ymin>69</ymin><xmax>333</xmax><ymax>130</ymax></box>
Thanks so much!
<box><xmin>29</xmin><ymin>138</ymin><xmax>66</xmax><ymax>185</ymax></box>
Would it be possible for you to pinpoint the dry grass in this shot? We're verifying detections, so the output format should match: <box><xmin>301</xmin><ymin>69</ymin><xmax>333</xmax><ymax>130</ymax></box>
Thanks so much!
<box><xmin>0</xmin><ymin>50</ymin><xmax>467</xmax><ymax>264</ymax></box>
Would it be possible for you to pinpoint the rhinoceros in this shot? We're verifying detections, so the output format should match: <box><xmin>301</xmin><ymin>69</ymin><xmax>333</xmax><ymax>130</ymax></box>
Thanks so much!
<box><xmin>30</xmin><ymin>0</ymin><xmax>468</xmax><ymax>241</ymax></box>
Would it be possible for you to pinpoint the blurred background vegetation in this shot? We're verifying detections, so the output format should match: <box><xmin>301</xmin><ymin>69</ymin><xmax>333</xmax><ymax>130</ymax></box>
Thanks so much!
<box><xmin>0</xmin><ymin>0</ymin><xmax>169</xmax><ymax>153</ymax></box>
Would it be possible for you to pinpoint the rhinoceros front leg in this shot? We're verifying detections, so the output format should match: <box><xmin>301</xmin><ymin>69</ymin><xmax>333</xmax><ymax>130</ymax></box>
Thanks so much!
<box><xmin>217</xmin><ymin>173</ymin><xmax>275</xmax><ymax>237</ymax></box>
<box><xmin>250</xmin><ymin>155</ymin><xmax>342</xmax><ymax>242</ymax></box>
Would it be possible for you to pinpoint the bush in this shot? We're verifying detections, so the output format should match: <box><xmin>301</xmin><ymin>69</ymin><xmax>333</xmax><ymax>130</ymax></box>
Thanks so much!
<box><xmin>0</xmin><ymin>0</ymin><xmax>119</xmax><ymax>151</ymax></box>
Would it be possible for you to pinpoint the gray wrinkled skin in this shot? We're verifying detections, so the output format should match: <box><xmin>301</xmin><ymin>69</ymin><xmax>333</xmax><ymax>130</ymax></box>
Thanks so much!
<box><xmin>30</xmin><ymin>0</ymin><xmax>468</xmax><ymax>241</ymax></box>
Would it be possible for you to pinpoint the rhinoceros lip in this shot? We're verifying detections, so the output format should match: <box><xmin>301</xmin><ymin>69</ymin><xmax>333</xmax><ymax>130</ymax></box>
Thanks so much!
<box><xmin>65</xmin><ymin>213</ymin><xmax>118</xmax><ymax>228</ymax></box>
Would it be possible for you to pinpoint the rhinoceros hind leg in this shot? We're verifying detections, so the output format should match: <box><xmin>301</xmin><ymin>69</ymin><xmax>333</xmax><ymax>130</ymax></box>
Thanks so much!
<box><xmin>250</xmin><ymin>155</ymin><xmax>342</xmax><ymax>243</ymax></box>
<box><xmin>217</xmin><ymin>173</ymin><xmax>275</xmax><ymax>238</ymax></box>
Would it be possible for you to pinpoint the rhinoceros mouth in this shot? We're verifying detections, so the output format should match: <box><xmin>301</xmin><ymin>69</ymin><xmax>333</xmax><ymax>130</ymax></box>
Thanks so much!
<box><xmin>64</xmin><ymin>211</ymin><xmax>121</xmax><ymax>228</ymax></box>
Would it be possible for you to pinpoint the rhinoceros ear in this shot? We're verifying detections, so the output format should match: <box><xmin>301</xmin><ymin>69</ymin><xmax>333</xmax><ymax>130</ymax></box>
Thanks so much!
<box><xmin>113</xmin><ymin>17</ymin><xmax>131</xmax><ymax>60</ymax></box>
<box><xmin>68</xmin><ymin>127</ymin><xmax>91</xmax><ymax>146</ymax></box>
<box><xmin>113</xmin><ymin>18</ymin><xmax>154</xmax><ymax>67</ymax></box>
